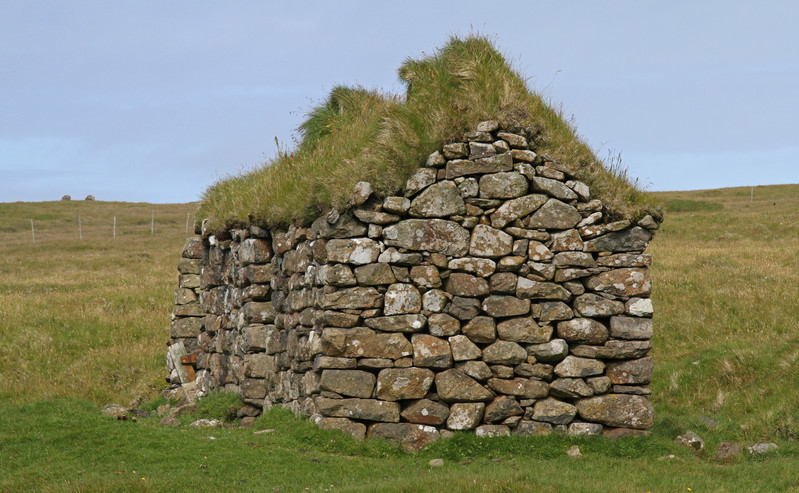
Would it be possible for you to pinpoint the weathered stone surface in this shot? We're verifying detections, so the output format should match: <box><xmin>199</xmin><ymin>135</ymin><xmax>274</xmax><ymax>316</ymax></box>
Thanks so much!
<box><xmin>404</xmin><ymin>168</ymin><xmax>437</xmax><ymax>196</ymax></box>
<box><xmin>319</xmin><ymin>370</ymin><xmax>376</xmax><ymax>398</ymax></box>
<box><xmin>353</xmin><ymin>209</ymin><xmax>399</xmax><ymax>225</ymax></box>
<box><xmin>531</xmin><ymin>176</ymin><xmax>577</xmax><ymax>201</ymax></box>
<box><xmin>533</xmin><ymin>399</ymin><xmax>577</xmax><ymax>425</ymax></box>
<box><xmin>469</xmin><ymin>224</ymin><xmax>513</xmax><ymax>258</ymax></box>
<box><xmin>435</xmin><ymin>369</ymin><xmax>494</xmax><ymax>402</ymax></box>
<box><xmin>326</xmin><ymin>238</ymin><xmax>380</xmax><ymax>265</ymax></box>
<box><xmin>322</xmin><ymin>310</ymin><xmax>360</xmax><ymax>327</ymax></box>
<box><xmin>576</xmin><ymin>394</ymin><xmax>654</xmax><ymax>429</ymax></box>
<box><xmin>316</xmin><ymin>397</ymin><xmax>400</xmax><ymax>422</ymax></box>
<box><xmin>409</xmin><ymin>181</ymin><xmax>466</xmax><ymax>217</ymax></box>
<box><xmin>555</xmin><ymin>356</ymin><xmax>605</xmax><ymax>378</ymax></box>
<box><xmin>442</xmin><ymin>143</ymin><xmax>469</xmax><ymax>160</ymax></box>
<box><xmin>490</xmin><ymin>272</ymin><xmax>518</xmax><ymax>294</ymax></box>
<box><xmin>448</xmin><ymin>335</ymin><xmax>482</xmax><ymax>361</ymax></box>
<box><xmin>239</xmin><ymin>238</ymin><xmax>273</xmax><ymax>265</ymax></box>
<box><xmin>527</xmin><ymin>241</ymin><xmax>554</xmax><ymax>262</ymax></box>
<box><xmin>626</xmin><ymin>297</ymin><xmax>654</xmax><ymax>317</ymax></box>
<box><xmin>383</xmin><ymin>219</ymin><xmax>469</xmax><ymax>257</ymax></box>
<box><xmin>425</xmin><ymin>313</ymin><xmax>458</xmax><ymax>337</ymax></box>
<box><xmin>448</xmin><ymin>257</ymin><xmax>496</xmax><ymax>277</ymax></box>
<box><xmin>445</xmin><ymin>273</ymin><xmax>490</xmax><ymax>297</ymax></box>
<box><xmin>469</xmin><ymin>141</ymin><xmax>496</xmax><ymax>158</ymax></box>
<box><xmin>321</xmin><ymin>327</ymin><xmax>412</xmax><ymax>359</ymax></box>
<box><xmin>484</xmin><ymin>396</ymin><xmax>523</xmax><ymax>423</ymax></box>
<box><xmin>383</xmin><ymin>196</ymin><xmax>411</xmax><ymax>215</ymax></box>
<box><xmin>317</xmin><ymin>417</ymin><xmax>366</xmax><ymax>441</ymax></box>
<box><xmin>401</xmin><ymin>399</ymin><xmax>450</xmax><ymax>425</ymax></box>
<box><xmin>550</xmin><ymin>378</ymin><xmax>594</xmax><ymax>399</ymax></box>
<box><xmin>384</xmin><ymin>283</ymin><xmax>422</xmax><ymax>315</ymax></box>
<box><xmin>557</xmin><ymin>318</ymin><xmax>609</xmax><ymax>344</ymax></box>
<box><xmin>446</xmin><ymin>154</ymin><xmax>513</xmax><ymax>179</ymax></box>
<box><xmin>574</xmin><ymin>294</ymin><xmax>625</xmax><ymax>317</ymax></box>
<box><xmin>412</xmin><ymin>334</ymin><xmax>452</xmax><ymax>368</ymax></box>
<box><xmin>584</xmin><ymin>227</ymin><xmax>652</xmax><ymax>252</ymax></box>
<box><xmin>571</xmin><ymin>340</ymin><xmax>652</xmax><ymax>360</ymax></box>
<box><xmin>610</xmin><ymin>316</ymin><xmax>653</xmax><ymax>340</ymax></box>
<box><xmin>378</xmin><ymin>247</ymin><xmax>424</xmax><ymax>265</ymax></box>
<box><xmin>606</xmin><ymin>357</ymin><xmax>653</xmax><ymax>385</ymax></box>
<box><xmin>317</xmin><ymin>264</ymin><xmax>356</xmax><ymax>287</ymax></box>
<box><xmin>585</xmin><ymin>268</ymin><xmax>651</xmax><ymax>297</ymax></box>
<box><xmin>447</xmin><ymin>402</ymin><xmax>485</xmax><ymax>430</ymax></box>
<box><xmin>323</xmin><ymin>287</ymin><xmax>382</xmax><ymax>310</ymax></box>
<box><xmin>747</xmin><ymin>443</ymin><xmax>778</xmax><ymax>455</ymax></box>
<box><xmin>482</xmin><ymin>341</ymin><xmax>527</xmax><ymax>365</ymax></box>
<box><xmin>539</xmin><ymin>301</ymin><xmax>573</xmax><ymax>322</ymax></box>
<box><xmin>595</xmin><ymin>253</ymin><xmax>652</xmax><ymax>268</ymax></box>
<box><xmin>311</xmin><ymin>212</ymin><xmax>367</xmax><ymax>239</ymax></box>
<box><xmin>513</xmin><ymin>420</ymin><xmax>553</xmax><ymax>436</ymax></box>
<box><xmin>457</xmin><ymin>360</ymin><xmax>493</xmax><ymax>381</ymax></box>
<box><xmin>487</xmin><ymin>378</ymin><xmax>548</xmax><ymax>399</ymax></box>
<box><xmin>602</xmin><ymin>428</ymin><xmax>651</xmax><ymax>440</ymax></box>
<box><xmin>447</xmin><ymin>296</ymin><xmax>481</xmax><ymax>320</ymax></box>
<box><xmin>490</xmin><ymin>194</ymin><xmax>548</xmax><ymax>228</ymax></box>
<box><xmin>368</xmin><ymin>423</ymin><xmax>440</xmax><ymax>452</ymax></box>
<box><xmin>587</xmin><ymin>376</ymin><xmax>612</xmax><ymax>394</ymax></box>
<box><xmin>714</xmin><ymin>441</ymin><xmax>742</xmax><ymax>460</ymax></box>
<box><xmin>313</xmin><ymin>356</ymin><xmax>357</xmax><ymax>370</ymax></box>
<box><xmin>496</xmin><ymin>317</ymin><xmax>552</xmax><ymax>344</ymax></box>
<box><xmin>354</xmin><ymin>263</ymin><xmax>396</xmax><ymax>285</ymax></box>
<box><xmin>527</xmin><ymin>339</ymin><xmax>569</xmax><ymax>362</ymax></box>
<box><xmin>479</xmin><ymin>172</ymin><xmax>528</xmax><ymax>199</ymax></box>
<box><xmin>476</xmin><ymin>425</ymin><xmax>511</xmax><ymax>437</ymax></box>
<box><xmin>527</xmin><ymin>199</ymin><xmax>582</xmax><ymax>230</ymax></box>
<box><xmin>568</xmin><ymin>422</ymin><xmax>603</xmax><ymax>437</ymax></box>
<box><xmin>423</xmin><ymin>290</ymin><xmax>452</xmax><ymax>313</ymax></box>
<box><xmin>462</xmin><ymin>316</ymin><xmax>496</xmax><ymax>343</ymax></box>
<box><xmin>481</xmin><ymin>295</ymin><xmax>530</xmax><ymax>318</ymax></box>
<box><xmin>516</xmin><ymin>277</ymin><xmax>571</xmax><ymax>301</ymax></box>
<box><xmin>242</xmin><ymin>302</ymin><xmax>276</xmax><ymax>324</ymax></box>
<box><xmin>409</xmin><ymin>265</ymin><xmax>442</xmax><ymax>288</ymax></box>
<box><xmin>549</xmin><ymin>230</ymin><xmax>585</xmax><ymax>253</ymax></box>
<box><xmin>376</xmin><ymin>367</ymin><xmax>435</xmax><ymax>401</ymax></box>
<box><xmin>496</xmin><ymin>132</ymin><xmax>528</xmax><ymax>148</ymax></box>
<box><xmin>364</xmin><ymin>314</ymin><xmax>427</xmax><ymax>333</ymax></box>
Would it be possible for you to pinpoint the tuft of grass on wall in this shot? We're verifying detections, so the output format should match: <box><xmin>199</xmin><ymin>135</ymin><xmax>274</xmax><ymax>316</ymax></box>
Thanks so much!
<box><xmin>198</xmin><ymin>35</ymin><xmax>659</xmax><ymax>232</ymax></box>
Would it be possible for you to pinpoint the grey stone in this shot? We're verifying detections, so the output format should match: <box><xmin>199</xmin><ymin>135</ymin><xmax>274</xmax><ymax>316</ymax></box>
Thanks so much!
<box><xmin>527</xmin><ymin>199</ymin><xmax>582</xmax><ymax>230</ymax></box>
<box><xmin>487</xmin><ymin>378</ymin><xmax>548</xmax><ymax>399</ymax></box>
<box><xmin>423</xmin><ymin>290</ymin><xmax>451</xmax><ymax>313</ymax></box>
<box><xmin>606</xmin><ymin>357</ymin><xmax>653</xmax><ymax>385</ymax></box>
<box><xmin>469</xmin><ymin>141</ymin><xmax>496</xmax><ymax>159</ymax></box>
<box><xmin>409</xmin><ymin>265</ymin><xmax>442</xmax><ymax>288</ymax></box>
<box><xmin>549</xmin><ymin>230</ymin><xmax>585</xmax><ymax>252</ymax></box>
<box><xmin>516</xmin><ymin>277</ymin><xmax>570</xmax><ymax>301</ymax></box>
<box><xmin>364</xmin><ymin>314</ymin><xmax>427</xmax><ymax>333</ymax></box>
<box><xmin>489</xmin><ymin>194</ymin><xmax>548</xmax><ymax>228</ymax></box>
<box><xmin>435</xmin><ymin>369</ymin><xmax>494</xmax><ymax>402</ymax></box>
<box><xmin>383</xmin><ymin>219</ymin><xmax>470</xmax><ymax>257</ymax></box>
<box><xmin>479</xmin><ymin>172</ymin><xmax>528</xmax><ymax>199</ymax></box>
<box><xmin>483</xmin><ymin>341</ymin><xmax>528</xmax><ymax>365</ymax></box>
<box><xmin>322</xmin><ymin>287</ymin><xmax>382</xmax><ymax>310</ymax></box>
<box><xmin>469</xmin><ymin>224</ymin><xmax>513</xmax><ymax>258</ymax></box>
<box><xmin>555</xmin><ymin>356</ymin><xmax>605</xmax><ymax>378</ymax></box>
<box><xmin>404</xmin><ymin>168</ymin><xmax>438</xmax><ymax>196</ymax></box>
<box><xmin>595</xmin><ymin>253</ymin><xmax>652</xmax><ymax>268</ymax></box>
<box><xmin>533</xmin><ymin>399</ymin><xmax>577</xmax><ymax>425</ymax></box>
<box><xmin>449</xmin><ymin>335</ymin><xmax>482</xmax><ymax>361</ymax></box>
<box><xmin>490</xmin><ymin>272</ymin><xmax>518</xmax><ymax>294</ymax></box>
<box><xmin>402</xmin><ymin>399</ymin><xmax>450</xmax><ymax>426</ymax></box>
<box><xmin>445</xmin><ymin>154</ymin><xmax>513</xmax><ymax>179</ymax></box>
<box><xmin>568</xmin><ymin>422</ymin><xmax>603</xmax><ymax>437</ymax></box>
<box><xmin>476</xmin><ymin>120</ymin><xmax>500</xmax><ymax>132</ymax></box>
<box><xmin>550</xmin><ymin>378</ymin><xmax>595</xmax><ymax>399</ymax></box>
<box><xmin>428</xmin><ymin>313</ymin><xmax>460</xmax><ymax>336</ymax></box>
<box><xmin>448</xmin><ymin>257</ymin><xmax>496</xmax><ymax>276</ymax></box>
<box><xmin>316</xmin><ymin>397</ymin><xmax>400</xmax><ymax>422</ymax></box>
<box><xmin>376</xmin><ymin>367</ymin><xmax>435</xmax><ymax>401</ymax></box>
<box><xmin>378</xmin><ymin>247</ymin><xmax>423</xmax><ymax>265</ymax></box>
<box><xmin>584</xmin><ymin>227</ymin><xmax>652</xmax><ymax>252</ymax></box>
<box><xmin>326</xmin><ymin>238</ymin><xmax>381</xmax><ymax>265</ymax></box>
<box><xmin>353</xmin><ymin>209</ymin><xmax>400</xmax><ymax>225</ymax></box>
<box><xmin>313</xmin><ymin>356</ymin><xmax>357</xmax><ymax>370</ymax></box>
<box><xmin>351</xmin><ymin>181</ymin><xmax>372</xmax><ymax>206</ymax></box>
<box><xmin>476</xmin><ymin>425</ymin><xmax>511</xmax><ymax>437</ymax></box>
<box><xmin>585</xmin><ymin>268</ymin><xmax>651</xmax><ymax>297</ymax></box>
<box><xmin>384</xmin><ymin>283</ymin><xmax>422</xmax><ymax>315</ymax></box>
<box><xmin>570</xmin><ymin>340</ymin><xmax>651</xmax><ymax>360</ymax></box>
<box><xmin>576</xmin><ymin>394</ymin><xmax>654</xmax><ymax>429</ymax></box>
<box><xmin>496</xmin><ymin>132</ymin><xmax>528</xmax><ymax>148</ymax></box>
<box><xmin>574</xmin><ymin>294</ymin><xmax>625</xmax><ymax>317</ymax></box>
<box><xmin>311</xmin><ymin>212</ymin><xmax>367</xmax><ymax>239</ymax></box>
<box><xmin>676</xmin><ymin>430</ymin><xmax>705</xmax><ymax>451</ymax></box>
<box><xmin>240</xmin><ymin>238</ymin><xmax>273</xmax><ymax>265</ymax></box>
<box><xmin>368</xmin><ymin>423</ymin><xmax>440</xmax><ymax>452</ymax></box>
<box><xmin>511</xmin><ymin>149</ymin><xmax>537</xmax><ymax>162</ymax></box>
<box><xmin>587</xmin><ymin>376</ymin><xmax>612</xmax><ymax>394</ymax></box>
<box><xmin>482</xmin><ymin>296</ymin><xmax>530</xmax><ymax>318</ymax></box>
<box><xmin>626</xmin><ymin>298</ymin><xmax>654</xmax><ymax>317</ymax></box>
<box><xmin>446</xmin><ymin>402</ymin><xmax>485</xmax><ymax>430</ymax></box>
<box><xmin>319</xmin><ymin>370</ymin><xmax>376</xmax><ymax>398</ymax></box>
<box><xmin>442</xmin><ymin>143</ymin><xmax>469</xmax><ymax>159</ymax></box>
<box><xmin>527</xmin><ymin>339</ymin><xmax>569</xmax><ymax>362</ymax></box>
<box><xmin>531</xmin><ymin>176</ymin><xmax>577</xmax><ymax>201</ymax></box>
<box><xmin>513</xmin><ymin>421</ymin><xmax>553</xmax><ymax>436</ymax></box>
<box><xmin>409</xmin><ymin>181</ymin><xmax>466</xmax><ymax>218</ymax></box>
<box><xmin>457</xmin><ymin>360</ymin><xmax>493</xmax><ymax>381</ymax></box>
<box><xmin>484</xmin><ymin>396</ymin><xmax>523</xmax><ymax>423</ymax></box>
<box><xmin>610</xmin><ymin>316</ymin><xmax>653</xmax><ymax>340</ymax></box>
<box><xmin>539</xmin><ymin>301</ymin><xmax>573</xmax><ymax>322</ymax></box>
<box><xmin>747</xmin><ymin>443</ymin><xmax>778</xmax><ymax>455</ymax></box>
<box><xmin>445</xmin><ymin>272</ymin><xmax>490</xmax><ymax>297</ymax></box>
<box><xmin>557</xmin><ymin>318</ymin><xmax>609</xmax><ymax>344</ymax></box>
<box><xmin>447</xmin><ymin>296</ymin><xmax>481</xmax><ymax>320</ymax></box>
<box><xmin>496</xmin><ymin>317</ymin><xmax>552</xmax><ymax>344</ymax></box>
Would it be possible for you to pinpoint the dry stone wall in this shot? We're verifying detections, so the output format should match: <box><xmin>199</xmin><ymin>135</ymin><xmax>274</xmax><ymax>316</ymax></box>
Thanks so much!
<box><xmin>167</xmin><ymin>121</ymin><xmax>661</xmax><ymax>451</ymax></box>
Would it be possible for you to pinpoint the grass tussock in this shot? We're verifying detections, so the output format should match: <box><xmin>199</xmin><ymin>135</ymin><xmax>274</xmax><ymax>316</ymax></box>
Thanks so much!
<box><xmin>199</xmin><ymin>35</ymin><xmax>658</xmax><ymax>231</ymax></box>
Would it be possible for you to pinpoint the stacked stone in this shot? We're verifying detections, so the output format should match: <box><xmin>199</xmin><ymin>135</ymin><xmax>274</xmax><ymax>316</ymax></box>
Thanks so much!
<box><xmin>167</xmin><ymin>120</ymin><xmax>661</xmax><ymax>450</ymax></box>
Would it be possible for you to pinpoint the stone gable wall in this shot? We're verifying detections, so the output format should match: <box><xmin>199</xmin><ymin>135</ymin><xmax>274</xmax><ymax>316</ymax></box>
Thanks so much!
<box><xmin>167</xmin><ymin>121</ymin><xmax>660</xmax><ymax>451</ymax></box>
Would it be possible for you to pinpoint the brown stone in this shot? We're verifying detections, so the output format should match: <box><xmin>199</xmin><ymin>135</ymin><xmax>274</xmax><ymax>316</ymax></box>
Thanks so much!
<box><xmin>482</xmin><ymin>341</ymin><xmax>528</xmax><ymax>365</ymax></box>
<box><xmin>323</xmin><ymin>287</ymin><xmax>382</xmax><ymax>310</ymax></box>
<box><xmin>557</xmin><ymin>318</ymin><xmax>609</xmax><ymax>344</ymax></box>
<box><xmin>445</xmin><ymin>154</ymin><xmax>513</xmax><ymax>179</ymax></box>
<box><xmin>435</xmin><ymin>369</ymin><xmax>494</xmax><ymax>402</ymax></box>
<box><xmin>412</xmin><ymin>334</ymin><xmax>452</xmax><ymax>369</ymax></box>
<box><xmin>481</xmin><ymin>295</ymin><xmax>530</xmax><ymax>318</ymax></box>
<box><xmin>445</xmin><ymin>272</ymin><xmax>490</xmax><ymax>297</ymax></box>
<box><xmin>446</xmin><ymin>402</ymin><xmax>485</xmax><ymax>430</ymax></box>
<box><xmin>489</xmin><ymin>272</ymin><xmax>517</xmax><ymax>293</ymax></box>
<box><xmin>532</xmin><ymin>398</ymin><xmax>577</xmax><ymax>425</ymax></box>
<box><xmin>384</xmin><ymin>283</ymin><xmax>422</xmax><ymax>315</ymax></box>
<box><xmin>376</xmin><ymin>367</ymin><xmax>435</xmax><ymax>401</ymax></box>
<box><xmin>383</xmin><ymin>219</ymin><xmax>470</xmax><ymax>257</ymax></box>
<box><xmin>487</xmin><ymin>378</ymin><xmax>548</xmax><ymax>399</ymax></box>
<box><xmin>574</xmin><ymin>294</ymin><xmax>625</xmax><ymax>317</ymax></box>
<box><xmin>585</xmin><ymin>268</ymin><xmax>651</xmax><ymax>297</ymax></box>
<box><xmin>448</xmin><ymin>257</ymin><xmax>496</xmax><ymax>277</ymax></box>
<box><xmin>554</xmin><ymin>356</ymin><xmax>605</xmax><ymax>378</ymax></box>
<box><xmin>368</xmin><ymin>423</ymin><xmax>440</xmax><ymax>452</ymax></box>
<box><xmin>516</xmin><ymin>277</ymin><xmax>570</xmax><ymax>301</ymax></box>
<box><xmin>448</xmin><ymin>335</ymin><xmax>482</xmax><ymax>361</ymax></box>
<box><xmin>317</xmin><ymin>417</ymin><xmax>366</xmax><ymax>441</ymax></box>
<box><xmin>319</xmin><ymin>370</ymin><xmax>376</xmax><ymax>398</ymax></box>
<box><xmin>513</xmin><ymin>421</ymin><xmax>553</xmax><ymax>436</ymax></box>
<box><xmin>462</xmin><ymin>316</ymin><xmax>496</xmax><ymax>343</ymax></box>
<box><xmin>447</xmin><ymin>296</ymin><xmax>481</xmax><ymax>320</ymax></box>
<box><xmin>401</xmin><ymin>399</ymin><xmax>450</xmax><ymax>426</ymax></box>
<box><xmin>354</xmin><ymin>263</ymin><xmax>396</xmax><ymax>285</ymax></box>
<box><xmin>576</xmin><ymin>394</ymin><xmax>654</xmax><ymax>429</ymax></box>
<box><xmin>496</xmin><ymin>317</ymin><xmax>552</xmax><ymax>344</ymax></box>
<box><xmin>316</xmin><ymin>397</ymin><xmax>400</xmax><ymax>422</ymax></box>
<box><xmin>550</xmin><ymin>378</ymin><xmax>594</xmax><ymax>399</ymax></box>
<box><xmin>364</xmin><ymin>314</ymin><xmax>427</xmax><ymax>333</ymax></box>
<box><xmin>484</xmin><ymin>396</ymin><xmax>523</xmax><ymax>423</ymax></box>
<box><xmin>410</xmin><ymin>265</ymin><xmax>442</xmax><ymax>288</ymax></box>
<box><xmin>539</xmin><ymin>302</ymin><xmax>573</xmax><ymax>322</ymax></box>
<box><xmin>606</xmin><ymin>357</ymin><xmax>653</xmax><ymax>385</ymax></box>
<box><xmin>428</xmin><ymin>313</ymin><xmax>460</xmax><ymax>337</ymax></box>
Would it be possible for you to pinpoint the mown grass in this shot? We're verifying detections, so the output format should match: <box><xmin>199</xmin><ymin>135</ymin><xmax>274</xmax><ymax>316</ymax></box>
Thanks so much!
<box><xmin>2</xmin><ymin>185</ymin><xmax>799</xmax><ymax>491</ymax></box>
<box><xmin>199</xmin><ymin>35</ymin><xmax>659</xmax><ymax>232</ymax></box>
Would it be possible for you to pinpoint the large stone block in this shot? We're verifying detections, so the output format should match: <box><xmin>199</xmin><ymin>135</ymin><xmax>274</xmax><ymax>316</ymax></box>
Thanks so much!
<box><xmin>376</xmin><ymin>367</ymin><xmax>435</xmax><ymax>401</ymax></box>
<box><xmin>574</xmin><ymin>294</ymin><xmax>625</xmax><ymax>317</ymax></box>
<box><xmin>319</xmin><ymin>370</ymin><xmax>376</xmax><ymax>398</ymax></box>
<box><xmin>384</xmin><ymin>283</ymin><xmax>422</xmax><ymax>315</ymax></box>
<box><xmin>532</xmin><ymin>398</ymin><xmax>577</xmax><ymax>425</ymax></box>
<box><xmin>408</xmin><ymin>181</ymin><xmax>466</xmax><ymax>217</ymax></box>
<box><xmin>606</xmin><ymin>356</ymin><xmax>653</xmax><ymax>385</ymax></box>
<box><xmin>445</xmin><ymin>273</ymin><xmax>490</xmax><ymax>297</ymax></box>
<box><xmin>557</xmin><ymin>318</ymin><xmax>609</xmax><ymax>345</ymax></box>
<box><xmin>469</xmin><ymin>225</ymin><xmax>513</xmax><ymax>258</ymax></box>
<box><xmin>585</xmin><ymin>268</ymin><xmax>651</xmax><ymax>297</ymax></box>
<box><xmin>489</xmin><ymin>194</ymin><xmax>548</xmax><ymax>228</ymax></box>
<box><xmin>322</xmin><ymin>287</ymin><xmax>383</xmax><ymax>310</ymax></box>
<box><xmin>609</xmin><ymin>316</ymin><xmax>654</xmax><ymax>340</ymax></box>
<box><xmin>383</xmin><ymin>219</ymin><xmax>470</xmax><ymax>257</ymax></box>
<box><xmin>496</xmin><ymin>317</ymin><xmax>552</xmax><ymax>344</ymax></box>
<box><xmin>554</xmin><ymin>355</ymin><xmax>605</xmax><ymax>378</ymax></box>
<box><xmin>326</xmin><ymin>238</ymin><xmax>381</xmax><ymax>265</ymax></box>
<box><xmin>315</xmin><ymin>397</ymin><xmax>400</xmax><ymax>422</ymax></box>
<box><xmin>401</xmin><ymin>399</ymin><xmax>450</xmax><ymax>425</ymax></box>
<box><xmin>446</xmin><ymin>402</ymin><xmax>485</xmax><ymax>430</ymax></box>
<box><xmin>479</xmin><ymin>172</ymin><xmax>529</xmax><ymax>199</ymax></box>
<box><xmin>435</xmin><ymin>369</ymin><xmax>494</xmax><ymax>402</ymax></box>
<box><xmin>482</xmin><ymin>341</ymin><xmax>528</xmax><ymax>365</ymax></box>
<box><xmin>368</xmin><ymin>423</ymin><xmax>440</xmax><ymax>452</ymax></box>
<box><xmin>576</xmin><ymin>394</ymin><xmax>654</xmax><ymax>429</ymax></box>
<box><xmin>527</xmin><ymin>199</ymin><xmax>582</xmax><ymax>230</ymax></box>
<box><xmin>482</xmin><ymin>296</ymin><xmax>530</xmax><ymax>318</ymax></box>
<box><xmin>487</xmin><ymin>378</ymin><xmax>548</xmax><ymax>399</ymax></box>
<box><xmin>584</xmin><ymin>227</ymin><xmax>652</xmax><ymax>252</ymax></box>
<box><xmin>412</xmin><ymin>334</ymin><xmax>452</xmax><ymax>368</ymax></box>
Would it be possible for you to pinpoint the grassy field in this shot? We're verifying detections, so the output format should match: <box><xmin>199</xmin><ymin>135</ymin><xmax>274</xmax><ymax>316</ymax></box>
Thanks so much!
<box><xmin>1</xmin><ymin>186</ymin><xmax>798</xmax><ymax>492</ymax></box>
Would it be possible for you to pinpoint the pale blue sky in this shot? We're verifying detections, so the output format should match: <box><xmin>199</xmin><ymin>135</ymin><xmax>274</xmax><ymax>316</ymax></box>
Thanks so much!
<box><xmin>2</xmin><ymin>1</ymin><xmax>797</xmax><ymax>203</ymax></box>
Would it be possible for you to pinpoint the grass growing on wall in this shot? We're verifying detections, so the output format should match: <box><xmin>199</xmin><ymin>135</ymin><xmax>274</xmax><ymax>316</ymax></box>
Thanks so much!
<box><xmin>199</xmin><ymin>35</ymin><xmax>659</xmax><ymax>232</ymax></box>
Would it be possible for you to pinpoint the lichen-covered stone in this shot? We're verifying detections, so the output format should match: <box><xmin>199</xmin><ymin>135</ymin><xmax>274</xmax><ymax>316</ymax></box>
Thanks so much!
<box><xmin>364</xmin><ymin>314</ymin><xmax>427</xmax><ymax>333</ymax></box>
<box><xmin>462</xmin><ymin>316</ymin><xmax>496</xmax><ymax>344</ymax></box>
<box><xmin>527</xmin><ymin>199</ymin><xmax>582</xmax><ymax>230</ymax></box>
<box><xmin>448</xmin><ymin>257</ymin><xmax>497</xmax><ymax>277</ymax></box>
<box><xmin>409</xmin><ymin>181</ymin><xmax>467</xmax><ymax>217</ymax></box>
<box><xmin>482</xmin><ymin>295</ymin><xmax>530</xmax><ymax>318</ymax></box>
<box><xmin>584</xmin><ymin>227</ymin><xmax>652</xmax><ymax>252</ymax></box>
<box><xmin>610</xmin><ymin>316</ymin><xmax>654</xmax><ymax>340</ymax></box>
<box><xmin>482</xmin><ymin>341</ymin><xmax>528</xmax><ymax>365</ymax></box>
<box><xmin>376</xmin><ymin>367</ymin><xmax>435</xmax><ymax>401</ymax></box>
<box><xmin>585</xmin><ymin>268</ymin><xmax>651</xmax><ymax>297</ymax></box>
<box><xmin>576</xmin><ymin>394</ymin><xmax>654</xmax><ymax>429</ymax></box>
<box><xmin>326</xmin><ymin>238</ymin><xmax>381</xmax><ymax>265</ymax></box>
<box><xmin>445</xmin><ymin>273</ymin><xmax>490</xmax><ymax>297</ymax></box>
<box><xmin>516</xmin><ymin>277</ymin><xmax>571</xmax><ymax>301</ymax></box>
<box><xmin>412</xmin><ymin>334</ymin><xmax>453</xmax><ymax>368</ymax></box>
<box><xmin>469</xmin><ymin>224</ymin><xmax>513</xmax><ymax>258</ymax></box>
<box><xmin>484</xmin><ymin>396</ymin><xmax>523</xmax><ymax>423</ymax></box>
<box><xmin>322</xmin><ymin>287</ymin><xmax>382</xmax><ymax>310</ymax></box>
<box><xmin>315</xmin><ymin>397</ymin><xmax>400</xmax><ymax>422</ymax></box>
<box><xmin>401</xmin><ymin>399</ymin><xmax>450</xmax><ymax>426</ymax></box>
<box><xmin>487</xmin><ymin>378</ymin><xmax>548</xmax><ymax>399</ymax></box>
<box><xmin>446</xmin><ymin>402</ymin><xmax>485</xmax><ymax>430</ymax></box>
<box><xmin>354</xmin><ymin>263</ymin><xmax>396</xmax><ymax>285</ymax></box>
<box><xmin>489</xmin><ymin>194</ymin><xmax>548</xmax><ymax>228</ymax></box>
<box><xmin>384</xmin><ymin>283</ymin><xmax>422</xmax><ymax>315</ymax></box>
<box><xmin>606</xmin><ymin>356</ymin><xmax>653</xmax><ymax>385</ymax></box>
<box><xmin>479</xmin><ymin>172</ymin><xmax>529</xmax><ymax>199</ymax></box>
<box><xmin>319</xmin><ymin>370</ymin><xmax>376</xmax><ymax>398</ymax></box>
<box><xmin>435</xmin><ymin>369</ymin><xmax>494</xmax><ymax>402</ymax></box>
<box><xmin>448</xmin><ymin>335</ymin><xmax>482</xmax><ymax>361</ymax></box>
<box><xmin>496</xmin><ymin>317</ymin><xmax>552</xmax><ymax>344</ymax></box>
<box><xmin>555</xmin><ymin>356</ymin><xmax>605</xmax><ymax>378</ymax></box>
<box><xmin>574</xmin><ymin>294</ymin><xmax>625</xmax><ymax>317</ymax></box>
<box><xmin>557</xmin><ymin>318</ymin><xmax>609</xmax><ymax>345</ymax></box>
<box><xmin>317</xmin><ymin>417</ymin><xmax>367</xmax><ymax>441</ymax></box>
<box><xmin>527</xmin><ymin>339</ymin><xmax>569</xmax><ymax>363</ymax></box>
<box><xmin>533</xmin><ymin>398</ymin><xmax>577</xmax><ymax>425</ymax></box>
<box><xmin>383</xmin><ymin>219</ymin><xmax>470</xmax><ymax>257</ymax></box>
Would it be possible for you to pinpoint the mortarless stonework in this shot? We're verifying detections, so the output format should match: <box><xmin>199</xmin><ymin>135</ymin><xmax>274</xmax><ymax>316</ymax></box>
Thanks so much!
<box><xmin>166</xmin><ymin>122</ymin><xmax>660</xmax><ymax>450</ymax></box>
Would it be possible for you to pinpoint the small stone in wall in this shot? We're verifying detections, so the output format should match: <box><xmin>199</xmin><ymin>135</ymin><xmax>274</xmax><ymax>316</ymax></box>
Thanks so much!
<box><xmin>446</xmin><ymin>402</ymin><xmax>485</xmax><ymax>430</ymax></box>
<box><xmin>384</xmin><ymin>283</ymin><xmax>422</xmax><ymax>315</ymax></box>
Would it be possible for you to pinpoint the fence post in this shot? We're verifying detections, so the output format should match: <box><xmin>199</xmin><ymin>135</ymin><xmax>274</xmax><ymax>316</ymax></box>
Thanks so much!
<box><xmin>113</xmin><ymin>216</ymin><xmax>116</xmax><ymax>239</ymax></box>
<box><xmin>79</xmin><ymin>215</ymin><xmax>82</xmax><ymax>240</ymax></box>
<box><xmin>186</xmin><ymin>212</ymin><xmax>190</xmax><ymax>233</ymax></box>
<box><xmin>151</xmin><ymin>210</ymin><xmax>154</xmax><ymax>235</ymax></box>
<box><xmin>31</xmin><ymin>219</ymin><xmax>35</xmax><ymax>244</ymax></box>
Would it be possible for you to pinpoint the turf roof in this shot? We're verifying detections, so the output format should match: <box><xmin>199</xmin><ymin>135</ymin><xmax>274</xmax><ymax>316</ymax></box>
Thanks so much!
<box><xmin>198</xmin><ymin>35</ymin><xmax>659</xmax><ymax>232</ymax></box>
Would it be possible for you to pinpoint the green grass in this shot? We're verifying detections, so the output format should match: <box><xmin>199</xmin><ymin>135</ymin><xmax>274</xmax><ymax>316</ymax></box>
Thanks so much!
<box><xmin>199</xmin><ymin>35</ymin><xmax>659</xmax><ymax>232</ymax></box>
<box><xmin>2</xmin><ymin>184</ymin><xmax>799</xmax><ymax>491</ymax></box>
